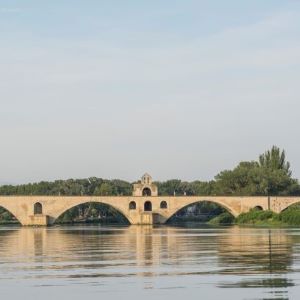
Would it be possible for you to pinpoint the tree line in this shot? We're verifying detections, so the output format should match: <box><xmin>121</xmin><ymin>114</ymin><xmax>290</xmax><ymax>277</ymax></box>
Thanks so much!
<box><xmin>1</xmin><ymin>146</ymin><xmax>299</xmax><ymax>197</ymax></box>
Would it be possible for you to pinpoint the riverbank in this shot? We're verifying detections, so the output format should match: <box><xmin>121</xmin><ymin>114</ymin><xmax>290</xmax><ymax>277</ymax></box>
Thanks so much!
<box><xmin>208</xmin><ymin>207</ymin><xmax>300</xmax><ymax>226</ymax></box>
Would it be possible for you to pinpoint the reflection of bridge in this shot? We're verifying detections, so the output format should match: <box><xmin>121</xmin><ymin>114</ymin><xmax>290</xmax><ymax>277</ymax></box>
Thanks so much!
<box><xmin>0</xmin><ymin>174</ymin><xmax>300</xmax><ymax>226</ymax></box>
<box><xmin>0</xmin><ymin>226</ymin><xmax>294</xmax><ymax>273</ymax></box>
<box><xmin>0</xmin><ymin>226</ymin><xmax>294</xmax><ymax>296</ymax></box>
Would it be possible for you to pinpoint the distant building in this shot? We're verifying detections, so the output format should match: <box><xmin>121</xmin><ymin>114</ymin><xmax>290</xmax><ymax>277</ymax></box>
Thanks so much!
<box><xmin>132</xmin><ymin>173</ymin><xmax>158</xmax><ymax>197</ymax></box>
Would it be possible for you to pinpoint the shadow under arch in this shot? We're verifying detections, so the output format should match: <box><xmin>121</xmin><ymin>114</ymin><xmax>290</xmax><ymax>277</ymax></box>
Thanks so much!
<box><xmin>253</xmin><ymin>205</ymin><xmax>263</xmax><ymax>211</ymax></box>
<box><xmin>54</xmin><ymin>201</ymin><xmax>131</xmax><ymax>225</ymax></box>
<box><xmin>280</xmin><ymin>201</ymin><xmax>300</xmax><ymax>213</ymax></box>
<box><xmin>0</xmin><ymin>205</ymin><xmax>21</xmax><ymax>225</ymax></box>
<box><xmin>166</xmin><ymin>199</ymin><xmax>235</xmax><ymax>224</ymax></box>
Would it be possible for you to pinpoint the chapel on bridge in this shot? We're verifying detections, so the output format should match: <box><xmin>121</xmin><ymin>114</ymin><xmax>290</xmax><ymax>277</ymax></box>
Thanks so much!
<box><xmin>132</xmin><ymin>173</ymin><xmax>158</xmax><ymax>197</ymax></box>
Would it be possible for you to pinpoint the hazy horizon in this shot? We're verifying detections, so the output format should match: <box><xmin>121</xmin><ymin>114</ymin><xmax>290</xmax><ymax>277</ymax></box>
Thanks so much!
<box><xmin>1</xmin><ymin>0</ymin><xmax>300</xmax><ymax>184</ymax></box>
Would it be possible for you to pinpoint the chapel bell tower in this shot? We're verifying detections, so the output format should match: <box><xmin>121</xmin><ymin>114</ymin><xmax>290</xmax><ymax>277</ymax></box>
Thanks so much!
<box><xmin>132</xmin><ymin>173</ymin><xmax>158</xmax><ymax>197</ymax></box>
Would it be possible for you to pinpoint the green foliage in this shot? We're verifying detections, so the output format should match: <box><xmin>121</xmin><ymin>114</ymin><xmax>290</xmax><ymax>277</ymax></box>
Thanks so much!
<box><xmin>145</xmin><ymin>147</ymin><xmax>298</xmax><ymax>198</ymax></box>
<box><xmin>235</xmin><ymin>204</ymin><xmax>300</xmax><ymax>226</ymax></box>
<box><xmin>155</xmin><ymin>180</ymin><xmax>216</xmax><ymax>196</ymax></box>
<box><xmin>189</xmin><ymin>181</ymin><xmax>216</xmax><ymax>196</ymax></box>
<box><xmin>259</xmin><ymin>146</ymin><xmax>291</xmax><ymax>176</ymax></box>
<box><xmin>0</xmin><ymin>178</ymin><xmax>132</xmax><ymax>196</ymax></box>
<box><xmin>208</xmin><ymin>212</ymin><xmax>234</xmax><ymax>225</ymax></box>
<box><xmin>213</xmin><ymin>146</ymin><xmax>300</xmax><ymax>196</ymax></box>
<box><xmin>0</xmin><ymin>207</ymin><xmax>17</xmax><ymax>223</ymax></box>
<box><xmin>1</xmin><ymin>211</ymin><xmax>13</xmax><ymax>221</ymax></box>
<box><xmin>194</xmin><ymin>202</ymin><xmax>225</xmax><ymax>215</ymax></box>
<box><xmin>214</xmin><ymin>161</ymin><xmax>260</xmax><ymax>195</ymax></box>
<box><xmin>236</xmin><ymin>209</ymin><xmax>277</xmax><ymax>224</ymax></box>
<box><xmin>279</xmin><ymin>210</ymin><xmax>300</xmax><ymax>225</ymax></box>
<box><xmin>278</xmin><ymin>204</ymin><xmax>300</xmax><ymax>225</ymax></box>
<box><xmin>168</xmin><ymin>201</ymin><xmax>227</xmax><ymax>224</ymax></box>
<box><xmin>156</xmin><ymin>180</ymin><xmax>185</xmax><ymax>195</ymax></box>
<box><xmin>94</xmin><ymin>182</ymin><xmax>114</xmax><ymax>196</ymax></box>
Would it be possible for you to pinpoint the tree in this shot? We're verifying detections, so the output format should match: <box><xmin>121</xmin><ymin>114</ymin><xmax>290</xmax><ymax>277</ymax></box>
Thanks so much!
<box><xmin>259</xmin><ymin>146</ymin><xmax>291</xmax><ymax>176</ymax></box>
<box><xmin>213</xmin><ymin>147</ymin><xmax>300</xmax><ymax>196</ymax></box>
<box><xmin>94</xmin><ymin>182</ymin><xmax>114</xmax><ymax>196</ymax></box>
<box><xmin>214</xmin><ymin>161</ymin><xmax>260</xmax><ymax>195</ymax></box>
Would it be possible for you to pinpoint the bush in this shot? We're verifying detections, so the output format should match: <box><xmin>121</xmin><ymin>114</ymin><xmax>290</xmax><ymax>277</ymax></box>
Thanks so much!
<box><xmin>279</xmin><ymin>208</ymin><xmax>300</xmax><ymax>225</ymax></box>
<box><xmin>236</xmin><ymin>209</ymin><xmax>277</xmax><ymax>224</ymax></box>
<box><xmin>208</xmin><ymin>212</ymin><xmax>234</xmax><ymax>225</ymax></box>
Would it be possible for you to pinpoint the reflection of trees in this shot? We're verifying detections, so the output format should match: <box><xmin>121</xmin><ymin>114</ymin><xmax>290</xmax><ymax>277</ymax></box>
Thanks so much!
<box><xmin>215</xmin><ymin>226</ymin><xmax>295</xmax><ymax>294</ymax></box>
<box><xmin>217</xmin><ymin>277</ymin><xmax>294</xmax><ymax>290</ymax></box>
<box><xmin>216</xmin><ymin>227</ymin><xmax>293</xmax><ymax>275</ymax></box>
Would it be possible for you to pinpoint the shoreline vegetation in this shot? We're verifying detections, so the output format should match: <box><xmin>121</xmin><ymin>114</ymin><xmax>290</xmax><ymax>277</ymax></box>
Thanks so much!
<box><xmin>207</xmin><ymin>206</ymin><xmax>300</xmax><ymax>226</ymax></box>
<box><xmin>1</xmin><ymin>146</ymin><xmax>300</xmax><ymax>226</ymax></box>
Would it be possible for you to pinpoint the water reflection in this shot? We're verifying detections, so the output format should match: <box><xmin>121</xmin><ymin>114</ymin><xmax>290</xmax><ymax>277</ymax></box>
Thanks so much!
<box><xmin>217</xmin><ymin>227</ymin><xmax>293</xmax><ymax>274</ymax></box>
<box><xmin>0</xmin><ymin>225</ymin><xmax>300</xmax><ymax>299</ymax></box>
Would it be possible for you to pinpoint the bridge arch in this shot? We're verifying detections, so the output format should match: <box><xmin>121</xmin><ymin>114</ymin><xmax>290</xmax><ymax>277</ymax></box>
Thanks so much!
<box><xmin>52</xmin><ymin>201</ymin><xmax>132</xmax><ymax>225</ymax></box>
<box><xmin>254</xmin><ymin>206</ymin><xmax>263</xmax><ymax>211</ymax></box>
<box><xmin>0</xmin><ymin>205</ymin><xmax>21</xmax><ymax>225</ymax></box>
<box><xmin>278</xmin><ymin>201</ymin><xmax>300</xmax><ymax>213</ymax></box>
<box><xmin>166</xmin><ymin>198</ymin><xmax>239</xmax><ymax>222</ymax></box>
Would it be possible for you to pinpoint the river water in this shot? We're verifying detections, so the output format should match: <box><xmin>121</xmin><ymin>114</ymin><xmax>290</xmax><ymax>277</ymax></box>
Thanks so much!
<box><xmin>0</xmin><ymin>225</ymin><xmax>300</xmax><ymax>300</ymax></box>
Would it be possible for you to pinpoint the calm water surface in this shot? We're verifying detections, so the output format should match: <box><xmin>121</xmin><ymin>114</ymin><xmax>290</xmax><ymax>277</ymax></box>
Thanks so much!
<box><xmin>1</xmin><ymin>225</ymin><xmax>300</xmax><ymax>300</ymax></box>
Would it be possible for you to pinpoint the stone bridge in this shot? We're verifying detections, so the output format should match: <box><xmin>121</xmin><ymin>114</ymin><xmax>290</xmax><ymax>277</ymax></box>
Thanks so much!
<box><xmin>0</xmin><ymin>195</ymin><xmax>300</xmax><ymax>226</ymax></box>
<box><xmin>0</xmin><ymin>174</ymin><xmax>300</xmax><ymax>226</ymax></box>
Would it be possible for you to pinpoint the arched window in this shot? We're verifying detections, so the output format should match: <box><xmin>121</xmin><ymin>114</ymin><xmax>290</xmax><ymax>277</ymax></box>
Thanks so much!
<box><xmin>144</xmin><ymin>201</ymin><xmax>152</xmax><ymax>212</ymax></box>
<box><xmin>160</xmin><ymin>201</ymin><xmax>167</xmax><ymax>209</ymax></box>
<box><xmin>254</xmin><ymin>206</ymin><xmax>263</xmax><ymax>211</ymax></box>
<box><xmin>34</xmin><ymin>202</ymin><xmax>43</xmax><ymax>215</ymax></box>
<box><xmin>129</xmin><ymin>201</ymin><xmax>136</xmax><ymax>210</ymax></box>
<box><xmin>142</xmin><ymin>188</ymin><xmax>152</xmax><ymax>197</ymax></box>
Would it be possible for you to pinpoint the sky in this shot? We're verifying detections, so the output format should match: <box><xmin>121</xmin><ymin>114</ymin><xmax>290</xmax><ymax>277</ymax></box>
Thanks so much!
<box><xmin>0</xmin><ymin>0</ymin><xmax>300</xmax><ymax>184</ymax></box>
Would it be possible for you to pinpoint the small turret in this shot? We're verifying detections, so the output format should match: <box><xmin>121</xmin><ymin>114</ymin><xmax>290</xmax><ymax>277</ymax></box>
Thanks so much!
<box><xmin>141</xmin><ymin>173</ymin><xmax>152</xmax><ymax>185</ymax></box>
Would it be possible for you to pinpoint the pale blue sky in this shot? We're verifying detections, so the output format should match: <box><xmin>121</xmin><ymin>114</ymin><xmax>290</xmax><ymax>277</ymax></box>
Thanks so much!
<box><xmin>0</xmin><ymin>1</ymin><xmax>300</xmax><ymax>184</ymax></box>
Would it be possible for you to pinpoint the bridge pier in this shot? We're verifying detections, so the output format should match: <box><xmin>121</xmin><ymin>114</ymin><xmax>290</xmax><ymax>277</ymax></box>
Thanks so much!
<box><xmin>129</xmin><ymin>212</ymin><xmax>167</xmax><ymax>225</ymax></box>
<box><xmin>137</xmin><ymin>213</ymin><xmax>167</xmax><ymax>225</ymax></box>
<box><xmin>140</xmin><ymin>212</ymin><xmax>153</xmax><ymax>225</ymax></box>
<box><xmin>25</xmin><ymin>215</ymin><xmax>50</xmax><ymax>226</ymax></box>
<box><xmin>153</xmin><ymin>213</ymin><xmax>168</xmax><ymax>224</ymax></box>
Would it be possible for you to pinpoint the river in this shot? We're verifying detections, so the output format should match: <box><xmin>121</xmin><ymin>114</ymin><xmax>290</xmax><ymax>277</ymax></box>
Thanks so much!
<box><xmin>0</xmin><ymin>225</ymin><xmax>300</xmax><ymax>299</ymax></box>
